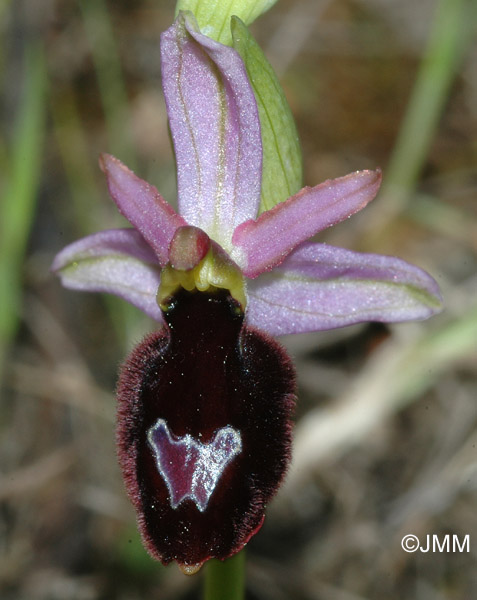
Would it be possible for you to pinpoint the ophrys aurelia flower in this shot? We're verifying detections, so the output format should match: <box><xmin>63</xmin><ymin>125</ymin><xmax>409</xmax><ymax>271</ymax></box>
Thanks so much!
<box><xmin>52</xmin><ymin>12</ymin><xmax>442</xmax><ymax>574</ymax></box>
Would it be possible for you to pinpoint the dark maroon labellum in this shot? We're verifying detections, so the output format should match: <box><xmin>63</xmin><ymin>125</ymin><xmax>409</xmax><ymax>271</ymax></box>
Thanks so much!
<box><xmin>117</xmin><ymin>288</ymin><xmax>296</xmax><ymax>573</ymax></box>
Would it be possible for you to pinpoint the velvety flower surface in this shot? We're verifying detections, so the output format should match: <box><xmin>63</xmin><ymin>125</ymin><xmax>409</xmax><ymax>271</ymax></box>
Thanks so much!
<box><xmin>52</xmin><ymin>12</ymin><xmax>442</xmax><ymax>573</ymax></box>
<box><xmin>117</xmin><ymin>286</ymin><xmax>295</xmax><ymax>573</ymax></box>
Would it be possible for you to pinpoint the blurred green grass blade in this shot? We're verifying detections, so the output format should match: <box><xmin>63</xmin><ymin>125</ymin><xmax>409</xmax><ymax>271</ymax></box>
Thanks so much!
<box><xmin>400</xmin><ymin>305</ymin><xmax>477</xmax><ymax>402</ymax></box>
<box><xmin>0</xmin><ymin>0</ymin><xmax>11</xmax><ymax>22</ymax></box>
<box><xmin>79</xmin><ymin>0</ymin><xmax>136</xmax><ymax>170</ymax></box>
<box><xmin>0</xmin><ymin>1</ymin><xmax>13</xmax><ymax>182</ymax></box>
<box><xmin>0</xmin><ymin>44</ymin><xmax>47</xmax><ymax>373</ymax></box>
<box><xmin>406</xmin><ymin>192</ymin><xmax>477</xmax><ymax>246</ymax></box>
<box><xmin>0</xmin><ymin>0</ymin><xmax>11</xmax><ymax>90</ymax></box>
<box><xmin>51</xmin><ymin>86</ymin><xmax>101</xmax><ymax>227</ymax></box>
<box><xmin>78</xmin><ymin>0</ymin><xmax>143</xmax><ymax>345</ymax></box>
<box><xmin>51</xmin><ymin>87</ymin><xmax>129</xmax><ymax>349</ymax></box>
<box><xmin>381</xmin><ymin>0</ymin><xmax>474</xmax><ymax>213</ymax></box>
<box><xmin>52</xmin><ymin>86</ymin><xmax>144</xmax><ymax>349</ymax></box>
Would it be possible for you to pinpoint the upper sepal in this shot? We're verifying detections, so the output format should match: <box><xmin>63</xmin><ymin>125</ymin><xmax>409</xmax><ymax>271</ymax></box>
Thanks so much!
<box><xmin>161</xmin><ymin>12</ymin><xmax>262</xmax><ymax>248</ymax></box>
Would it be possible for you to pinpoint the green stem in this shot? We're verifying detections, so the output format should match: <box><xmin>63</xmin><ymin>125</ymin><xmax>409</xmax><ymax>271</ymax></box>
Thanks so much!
<box><xmin>203</xmin><ymin>551</ymin><xmax>246</xmax><ymax>600</ymax></box>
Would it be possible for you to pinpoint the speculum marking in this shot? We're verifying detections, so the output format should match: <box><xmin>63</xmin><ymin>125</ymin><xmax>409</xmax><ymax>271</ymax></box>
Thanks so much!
<box><xmin>147</xmin><ymin>419</ymin><xmax>242</xmax><ymax>512</ymax></box>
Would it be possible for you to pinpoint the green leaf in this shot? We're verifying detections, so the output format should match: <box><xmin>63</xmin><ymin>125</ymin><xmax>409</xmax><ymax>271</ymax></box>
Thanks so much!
<box><xmin>231</xmin><ymin>17</ymin><xmax>302</xmax><ymax>213</ymax></box>
<box><xmin>175</xmin><ymin>0</ymin><xmax>278</xmax><ymax>46</ymax></box>
<box><xmin>0</xmin><ymin>43</ymin><xmax>46</xmax><ymax>376</ymax></box>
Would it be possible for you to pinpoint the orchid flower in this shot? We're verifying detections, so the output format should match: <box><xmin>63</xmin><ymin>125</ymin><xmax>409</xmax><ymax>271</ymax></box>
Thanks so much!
<box><xmin>52</xmin><ymin>12</ymin><xmax>442</xmax><ymax>574</ymax></box>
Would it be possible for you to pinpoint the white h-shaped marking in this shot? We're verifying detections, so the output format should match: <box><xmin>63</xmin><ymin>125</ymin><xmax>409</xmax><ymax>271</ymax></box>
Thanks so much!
<box><xmin>147</xmin><ymin>419</ymin><xmax>242</xmax><ymax>512</ymax></box>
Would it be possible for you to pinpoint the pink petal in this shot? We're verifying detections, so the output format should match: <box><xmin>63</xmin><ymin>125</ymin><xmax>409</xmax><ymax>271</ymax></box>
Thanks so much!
<box><xmin>246</xmin><ymin>242</ymin><xmax>443</xmax><ymax>336</ymax></box>
<box><xmin>99</xmin><ymin>154</ymin><xmax>186</xmax><ymax>265</ymax></box>
<box><xmin>232</xmin><ymin>170</ymin><xmax>382</xmax><ymax>277</ymax></box>
<box><xmin>161</xmin><ymin>13</ymin><xmax>262</xmax><ymax>247</ymax></box>
<box><xmin>52</xmin><ymin>228</ymin><xmax>163</xmax><ymax>322</ymax></box>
